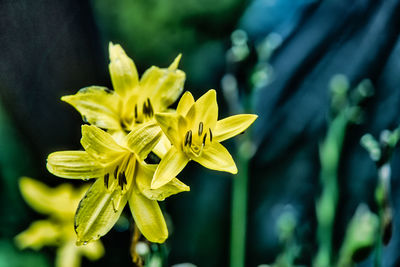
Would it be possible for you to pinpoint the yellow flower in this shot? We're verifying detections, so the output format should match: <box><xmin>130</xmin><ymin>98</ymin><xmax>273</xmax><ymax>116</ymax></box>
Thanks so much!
<box><xmin>15</xmin><ymin>177</ymin><xmax>104</xmax><ymax>267</ymax></box>
<box><xmin>46</xmin><ymin>122</ymin><xmax>189</xmax><ymax>244</ymax></box>
<box><xmin>151</xmin><ymin>89</ymin><xmax>257</xmax><ymax>189</ymax></box>
<box><xmin>61</xmin><ymin>42</ymin><xmax>185</xmax><ymax>132</ymax></box>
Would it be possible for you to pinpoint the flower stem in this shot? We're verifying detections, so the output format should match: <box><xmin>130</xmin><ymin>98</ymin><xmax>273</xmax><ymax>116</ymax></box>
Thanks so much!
<box><xmin>230</xmin><ymin>145</ymin><xmax>250</xmax><ymax>267</ymax></box>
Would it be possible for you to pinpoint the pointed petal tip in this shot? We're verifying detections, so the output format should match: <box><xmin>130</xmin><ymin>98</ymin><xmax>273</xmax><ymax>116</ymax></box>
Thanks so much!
<box><xmin>108</xmin><ymin>42</ymin><xmax>125</xmax><ymax>60</ymax></box>
<box><xmin>168</xmin><ymin>53</ymin><xmax>182</xmax><ymax>71</ymax></box>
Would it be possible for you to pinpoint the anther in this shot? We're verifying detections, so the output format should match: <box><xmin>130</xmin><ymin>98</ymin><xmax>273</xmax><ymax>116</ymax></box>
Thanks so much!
<box><xmin>122</xmin><ymin>172</ymin><xmax>127</xmax><ymax>185</ymax></box>
<box><xmin>147</xmin><ymin>98</ymin><xmax>154</xmax><ymax>117</ymax></box>
<box><xmin>134</xmin><ymin>104</ymin><xmax>138</xmax><ymax>119</ymax></box>
<box><xmin>203</xmin><ymin>133</ymin><xmax>207</xmax><ymax>146</ymax></box>
<box><xmin>184</xmin><ymin>130</ymin><xmax>193</xmax><ymax>146</ymax></box>
<box><xmin>198</xmin><ymin>122</ymin><xmax>203</xmax><ymax>136</ymax></box>
<box><xmin>142</xmin><ymin>102</ymin><xmax>148</xmax><ymax>116</ymax></box>
<box><xmin>114</xmin><ymin>165</ymin><xmax>119</xmax><ymax>179</ymax></box>
<box><xmin>104</xmin><ymin>173</ymin><xmax>109</xmax><ymax>189</ymax></box>
<box><xmin>209</xmin><ymin>128</ymin><xmax>213</xmax><ymax>142</ymax></box>
<box><xmin>118</xmin><ymin>172</ymin><xmax>125</xmax><ymax>189</ymax></box>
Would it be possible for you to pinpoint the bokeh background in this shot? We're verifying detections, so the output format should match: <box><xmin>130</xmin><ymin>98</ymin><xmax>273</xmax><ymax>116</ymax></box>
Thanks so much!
<box><xmin>1</xmin><ymin>0</ymin><xmax>400</xmax><ymax>266</ymax></box>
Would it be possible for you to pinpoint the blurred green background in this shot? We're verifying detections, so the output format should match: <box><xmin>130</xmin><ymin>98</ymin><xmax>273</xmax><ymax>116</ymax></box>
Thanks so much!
<box><xmin>1</xmin><ymin>0</ymin><xmax>400</xmax><ymax>266</ymax></box>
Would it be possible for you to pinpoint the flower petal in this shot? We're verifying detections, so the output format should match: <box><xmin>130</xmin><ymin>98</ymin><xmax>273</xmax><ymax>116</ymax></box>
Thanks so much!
<box><xmin>213</xmin><ymin>114</ymin><xmax>258</xmax><ymax>142</ymax></box>
<box><xmin>18</xmin><ymin>177</ymin><xmax>83</xmax><ymax>217</ymax></box>
<box><xmin>61</xmin><ymin>86</ymin><xmax>121</xmax><ymax>130</ymax></box>
<box><xmin>56</xmin><ymin>242</ymin><xmax>80</xmax><ymax>267</ymax></box>
<box><xmin>79</xmin><ymin>240</ymin><xmax>105</xmax><ymax>261</ymax></box>
<box><xmin>151</xmin><ymin>147</ymin><xmax>189</xmax><ymax>189</ymax></box>
<box><xmin>136</xmin><ymin>164</ymin><xmax>189</xmax><ymax>201</ymax></box>
<box><xmin>15</xmin><ymin>220</ymin><xmax>60</xmax><ymax>250</ymax></box>
<box><xmin>81</xmin><ymin>125</ymin><xmax>126</xmax><ymax>164</ymax></box>
<box><xmin>126</xmin><ymin>122</ymin><xmax>162</xmax><ymax>161</ymax></box>
<box><xmin>74</xmin><ymin>178</ymin><xmax>128</xmax><ymax>244</ymax></box>
<box><xmin>176</xmin><ymin>91</ymin><xmax>194</xmax><ymax>116</ymax></box>
<box><xmin>47</xmin><ymin>151</ymin><xmax>104</xmax><ymax>179</ymax></box>
<box><xmin>193</xmin><ymin>142</ymin><xmax>237</xmax><ymax>174</ymax></box>
<box><xmin>128</xmin><ymin>187</ymin><xmax>168</xmax><ymax>243</ymax></box>
<box><xmin>140</xmin><ymin>59</ymin><xmax>185</xmax><ymax>111</ymax></box>
<box><xmin>186</xmin><ymin>89</ymin><xmax>218</xmax><ymax>129</ymax></box>
<box><xmin>109</xmin><ymin>42</ymin><xmax>139</xmax><ymax>97</ymax></box>
<box><xmin>155</xmin><ymin>113</ymin><xmax>186</xmax><ymax>147</ymax></box>
<box><xmin>168</xmin><ymin>54</ymin><xmax>182</xmax><ymax>71</ymax></box>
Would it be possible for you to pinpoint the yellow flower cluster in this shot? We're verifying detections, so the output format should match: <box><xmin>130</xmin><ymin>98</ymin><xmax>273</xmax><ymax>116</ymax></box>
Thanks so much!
<box><xmin>46</xmin><ymin>43</ymin><xmax>257</xmax><ymax>245</ymax></box>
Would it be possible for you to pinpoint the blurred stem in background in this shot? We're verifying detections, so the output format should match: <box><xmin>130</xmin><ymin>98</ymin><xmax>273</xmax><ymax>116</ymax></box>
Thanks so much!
<box><xmin>222</xmin><ymin>29</ymin><xmax>252</xmax><ymax>267</ymax></box>
<box><xmin>224</xmin><ymin>29</ymin><xmax>281</xmax><ymax>267</ymax></box>
<box><xmin>361</xmin><ymin>127</ymin><xmax>399</xmax><ymax>267</ymax></box>
<box><xmin>314</xmin><ymin>76</ymin><xmax>373</xmax><ymax>267</ymax></box>
<box><xmin>314</xmin><ymin>90</ymin><xmax>348</xmax><ymax>267</ymax></box>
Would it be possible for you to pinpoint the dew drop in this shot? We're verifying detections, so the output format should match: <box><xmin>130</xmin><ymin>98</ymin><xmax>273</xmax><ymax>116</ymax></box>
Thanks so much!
<box><xmin>83</xmin><ymin>241</ymin><xmax>88</xmax><ymax>245</ymax></box>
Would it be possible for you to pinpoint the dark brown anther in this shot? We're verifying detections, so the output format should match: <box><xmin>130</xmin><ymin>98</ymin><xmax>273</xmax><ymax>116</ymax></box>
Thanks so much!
<box><xmin>142</xmin><ymin>102</ymin><xmax>148</xmax><ymax>116</ymax></box>
<box><xmin>184</xmin><ymin>130</ymin><xmax>193</xmax><ymax>146</ymax></box>
<box><xmin>114</xmin><ymin>165</ymin><xmax>119</xmax><ymax>178</ymax></box>
<box><xmin>198</xmin><ymin>122</ymin><xmax>203</xmax><ymax>136</ymax></box>
<box><xmin>134</xmin><ymin>104</ymin><xmax>138</xmax><ymax>119</ymax></box>
<box><xmin>209</xmin><ymin>128</ymin><xmax>213</xmax><ymax>142</ymax></box>
<box><xmin>104</xmin><ymin>173</ymin><xmax>109</xmax><ymax>189</ymax></box>
<box><xmin>118</xmin><ymin>172</ymin><xmax>124</xmax><ymax>189</ymax></box>
<box><xmin>202</xmin><ymin>133</ymin><xmax>207</xmax><ymax>146</ymax></box>
<box><xmin>188</xmin><ymin>130</ymin><xmax>192</xmax><ymax>146</ymax></box>
<box><xmin>147</xmin><ymin>98</ymin><xmax>154</xmax><ymax>117</ymax></box>
<box><xmin>122</xmin><ymin>172</ymin><xmax>127</xmax><ymax>185</ymax></box>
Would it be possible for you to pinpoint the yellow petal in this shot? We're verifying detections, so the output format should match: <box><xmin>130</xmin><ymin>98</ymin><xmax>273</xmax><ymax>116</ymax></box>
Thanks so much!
<box><xmin>81</xmin><ymin>125</ymin><xmax>126</xmax><ymax>164</ymax></box>
<box><xmin>155</xmin><ymin>113</ymin><xmax>186</xmax><ymax>147</ymax></box>
<box><xmin>56</xmin><ymin>242</ymin><xmax>80</xmax><ymax>267</ymax></box>
<box><xmin>168</xmin><ymin>54</ymin><xmax>182</xmax><ymax>71</ymax></box>
<box><xmin>79</xmin><ymin>240</ymin><xmax>105</xmax><ymax>261</ymax></box>
<box><xmin>140</xmin><ymin>63</ymin><xmax>185</xmax><ymax>111</ymax></box>
<box><xmin>19</xmin><ymin>177</ymin><xmax>83</xmax><ymax>217</ymax></box>
<box><xmin>47</xmin><ymin>151</ymin><xmax>104</xmax><ymax>179</ymax></box>
<box><xmin>213</xmin><ymin>114</ymin><xmax>258</xmax><ymax>142</ymax></box>
<box><xmin>176</xmin><ymin>91</ymin><xmax>194</xmax><ymax>116</ymax></box>
<box><xmin>193</xmin><ymin>142</ymin><xmax>237</xmax><ymax>174</ymax></box>
<box><xmin>151</xmin><ymin>147</ymin><xmax>189</xmax><ymax>189</ymax></box>
<box><xmin>15</xmin><ymin>220</ymin><xmax>60</xmax><ymax>250</ymax></box>
<box><xmin>61</xmin><ymin>86</ymin><xmax>121</xmax><ymax>130</ymax></box>
<box><xmin>108</xmin><ymin>42</ymin><xmax>139</xmax><ymax>97</ymax></box>
<box><xmin>153</xmin><ymin>134</ymin><xmax>172</xmax><ymax>158</ymax></box>
<box><xmin>136</xmin><ymin>164</ymin><xmax>189</xmax><ymax>201</ymax></box>
<box><xmin>75</xmin><ymin>178</ymin><xmax>128</xmax><ymax>244</ymax></box>
<box><xmin>128</xmin><ymin>187</ymin><xmax>168</xmax><ymax>243</ymax></box>
<box><xmin>126</xmin><ymin>122</ymin><xmax>162</xmax><ymax>160</ymax></box>
<box><xmin>186</xmin><ymin>89</ymin><xmax>218</xmax><ymax>129</ymax></box>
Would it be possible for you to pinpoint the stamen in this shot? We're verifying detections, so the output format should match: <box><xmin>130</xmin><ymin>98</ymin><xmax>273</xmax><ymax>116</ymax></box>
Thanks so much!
<box><xmin>209</xmin><ymin>128</ymin><xmax>213</xmax><ymax>142</ymax></box>
<box><xmin>184</xmin><ymin>130</ymin><xmax>193</xmax><ymax>146</ymax></box>
<box><xmin>188</xmin><ymin>130</ymin><xmax>192</xmax><ymax>146</ymax></box>
<box><xmin>114</xmin><ymin>165</ymin><xmax>119</xmax><ymax>179</ymax></box>
<box><xmin>203</xmin><ymin>133</ymin><xmax>207</xmax><ymax>146</ymax></box>
<box><xmin>134</xmin><ymin>104</ymin><xmax>138</xmax><ymax>119</ymax></box>
<box><xmin>147</xmin><ymin>98</ymin><xmax>154</xmax><ymax>117</ymax></box>
<box><xmin>198</xmin><ymin>122</ymin><xmax>203</xmax><ymax>136</ymax></box>
<box><xmin>104</xmin><ymin>173</ymin><xmax>109</xmax><ymax>189</ymax></box>
<box><xmin>142</xmin><ymin>102</ymin><xmax>148</xmax><ymax>116</ymax></box>
<box><xmin>118</xmin><ymin>172</ymin><xmax>125</xmax><ymax>189</ymax></box>
<box><xmin>122</xmin><ymin>172</ymin><xmax>127</xmax><ymax>185</ymax></box>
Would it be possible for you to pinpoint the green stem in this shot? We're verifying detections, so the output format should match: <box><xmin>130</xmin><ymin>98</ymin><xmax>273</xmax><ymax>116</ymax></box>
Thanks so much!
<box><xmin>374</xmin><ymin>163</ymin><xmax>390</xmax><ymax>267</ymax></box>
<box><xmin>230</xmin><ymin>144</ymin><xmax>250</xmax><ymax>267</ymax></box>
<box><xmin>314</xmin><ymin>113</ymin><xmax>348</xmax><ymax>267</ymax></box>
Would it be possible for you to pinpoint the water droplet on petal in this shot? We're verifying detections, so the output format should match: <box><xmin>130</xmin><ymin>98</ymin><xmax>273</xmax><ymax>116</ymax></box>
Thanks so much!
<box><xmin>83</xmin><ymin>241</ymin><xmax>88</xmax><ymax>245</ymax></box>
